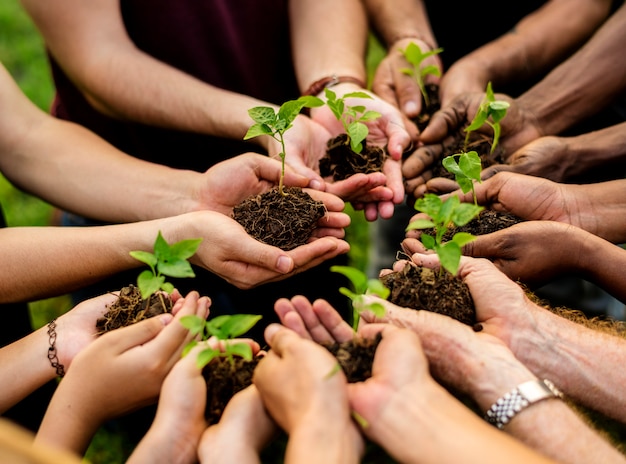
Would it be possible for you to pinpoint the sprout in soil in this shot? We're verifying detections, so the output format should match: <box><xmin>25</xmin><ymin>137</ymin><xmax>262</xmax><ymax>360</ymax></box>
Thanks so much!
<box><xmin>399</xmin><ymin>41</ymin><xmax>443</xmax><ymax>108</ymax></box>
<box><xmin>464</xmin><ymin>81</ymin><xmax>510</xmax><ymax>154</ymax></box>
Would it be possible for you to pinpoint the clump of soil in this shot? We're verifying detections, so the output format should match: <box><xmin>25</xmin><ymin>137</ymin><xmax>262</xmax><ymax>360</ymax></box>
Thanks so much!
<box><xmin>319</xmin><ymin>134</ymin><xmax>387</xmax><ymax>181</ymax></box>
<box><xmin>95</xmin><ymin>285</ymin><xmax>172</xmax><ymax>334</ymax></box>
<box><xmin>413</xmin><ymin>83</ymin><xmax>441</xmax><ymax>133</ymax></box>
<box><xmin>381</xmin><ymin>263</ymin><xmax>476</xmax><ymax>327</ymax></box>
<box><xmin>432</xmin><ymin>209</ymin><xmax>525</xmax><ymax>242</ymax></box>
<box><xmin>202</xmin><ymin>333</ymin><xmax>382</xmax><ymax>424</ymax></box>
<box><xmin>202</xmin><ymin>356</ymin><xmax>261</xmax><ymax>425</ymax></box>
<box><xmin>232</xmin><ymin>186</ymin><xmax>326</xmax><ymax>251</ymax></box>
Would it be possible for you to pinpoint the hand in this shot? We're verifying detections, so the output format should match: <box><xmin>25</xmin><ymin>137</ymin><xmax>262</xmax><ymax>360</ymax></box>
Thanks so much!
<box><xmin>371</xmin><ymin>38</ymin><xmax>443</xmax><ymax>120</ymax></box>
<box><xmin>198</xmin><ymin>153</ymin><xmax>313</xmax><ymax>214</ymax></box>
<box><xmin>37</xmin><ymin>291</ymin><xmax>210</xmax><ymax>455</ymax></box>
<box><xmin>460</xmin><ymin>221</ymin><xmax>593</xmax><ymax>287</ymax></box>
<box><xmin>127</xmin><ymin>342</ymin><xmax>212</xmax><ymax>464</ymax></box>
<box><xmin>481</xmin><ymin>135</ymin><xmax>577</xmax><ymax>182</ymax></box>
<box><xmin>177</xmin><ymin>208</ymin><xmax>350</xmax><ymax>290</ymax></box>
<box><xmin>274</xmin><ymin>295</ymin><xmax>355</xmax><ymax>344</ymax></box>
<box><xmin>253</xmin><ymin>324</ymin><xmax>363</xmax><ymax>462</ymax></box>
<box><xmin>420</xmin><ymin>91</ymin><xmax>543</xmax><ymax>161</ymax></box>
<box><xmin>438</xmin><ymin>58</ymin><xmax>491</xmax><ymax>108</ymax></box>
<box><xmin>198</xmin><ymin>386</ymin><xmax>277</xmax><ymax>464</ymax></box>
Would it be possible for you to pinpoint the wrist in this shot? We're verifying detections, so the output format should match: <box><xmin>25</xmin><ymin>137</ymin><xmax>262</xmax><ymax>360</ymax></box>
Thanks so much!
<box><xmin>302</xmin><ymin>74</ymin><xmax>366</xmax><ymax>97</ymax></box>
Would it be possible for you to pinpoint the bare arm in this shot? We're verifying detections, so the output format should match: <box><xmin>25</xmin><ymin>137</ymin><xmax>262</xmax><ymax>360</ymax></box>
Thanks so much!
<box><xmin>19</xmin><ymin>0</ymin><xmax>270</xmax><ymax>146</ymax></box>
<box><xmin>441</xmin><ymin>0</ymin><xmax>613</xmax><ymax>104</ymax></box>
<box><xmin>516</xmin><ymin>2</ymin><xmax>626</xmax><ymax>135</ymax></box>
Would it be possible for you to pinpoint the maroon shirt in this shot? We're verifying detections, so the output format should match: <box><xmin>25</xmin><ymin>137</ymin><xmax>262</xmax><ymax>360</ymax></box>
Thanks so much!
<box><xmin>50</xmin><ymin>0</ymin><xmax>298</xmax><ymax>171</ymax></box>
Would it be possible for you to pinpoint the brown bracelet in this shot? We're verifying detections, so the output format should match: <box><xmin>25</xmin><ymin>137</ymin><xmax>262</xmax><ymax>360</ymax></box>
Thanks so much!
<box><xmin>47</xmin><ymin>319</ymin><xmax>65</xmax><ymax>377</ymax></box>
<box><xmin>302</xmin><ymin>74</ymin><xmax>366</xmax><ymax>97</ymax></box>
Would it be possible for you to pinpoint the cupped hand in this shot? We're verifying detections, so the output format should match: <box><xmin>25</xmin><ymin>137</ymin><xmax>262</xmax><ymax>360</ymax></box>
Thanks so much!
<box><xmin>178</xmin><ymin>208</ymin><xmax>349</xmax><ymax>290</ymax></box>
<box><xmin>198</xmin><ymin>153</ymin><xmax>313</xmax><ymax>215</ymax></box>
<box><xmin>274</xmin><ymin>295</ymin><xmax>355</xmax><ymax>344</ymax></box>
<box><xmin>481</xmin><ymin>136</ymin><xmax>575</xmax><ymax>182</ymax></box>
<box><xmin>198</xmin><ymin>386</ymin><xmax>277</xmax><ymax>464</ymax></box>
<box><xmin>371</xmin><ymin>38</ymin><xmax>443</xmax><ymax>119</ymax></box>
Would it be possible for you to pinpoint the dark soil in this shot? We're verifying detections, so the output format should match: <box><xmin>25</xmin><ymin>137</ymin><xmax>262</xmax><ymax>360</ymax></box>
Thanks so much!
<box><xmin>95</xmin><ymin>285</ymin><xmax>172</xmax><ymax>334</ymax></box>
<box><xmin>232</xmin><ymin>186</ymin><xmax>326</xmax><ymax>251</ymax></box>
<box><xmin>413</xmin><ymin>83</ymin><xmax>441</xmax><ymax>133</ymax></box>
<box><xmin>381</xmin><ymin>263</ymin><xmax>476</xmax><ymax>327</ymax></box>
<box><xmin>319</xmin><ymin>133</ymin><xmax>387</xmax><ymax>181</ymax></box>
<box><xmin>381</xmin><ymin>209</ymin><xmax>525</xmax><ymax>327</ymax></box>
<box><xmin>202</xmin><ymin>333</ymin><xmax>382</xmax><ymax>425</ymax></box>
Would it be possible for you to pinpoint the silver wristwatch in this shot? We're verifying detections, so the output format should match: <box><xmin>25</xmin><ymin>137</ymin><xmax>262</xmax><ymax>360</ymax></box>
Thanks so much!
<box><xmin>484</xmin><ymin>379</ymin><xmax>563</xmax><ymax>429</ymax></box>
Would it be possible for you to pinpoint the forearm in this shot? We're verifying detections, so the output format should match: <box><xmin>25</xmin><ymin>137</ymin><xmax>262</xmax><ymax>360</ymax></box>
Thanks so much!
<box><xmin>368</xmin><ymin>381</ymin><xmax>555</xmax><ymax>464</ymax></box>
<box><xmin>516</xmin><ymin>4</ymin><xmax>626</xmax><ymax>135</ymax></box>
<box><xmin>465</xmin><ymin>345</ymin><xmax>624</xmax><ymax>464</ymax></box>
<box><xmin>511</xmin><ymin>306</ymin><xmax>626</xmax><ymax>423</ymax></box>
<box><xmin>0</xmin><ymin>216</ymin><xmax>192</xmax><ymax>303</ymax></box>
<box><xmin>451</xmin><ymin>0</ymin><xmax>612</xmax><ymax>88</ymax></box>
<box><xmin>362</xmin><ymin>0</ymin><xmax>436</xmax><ymax>48</ymax></box>
<box><xmin>6</xmin><ymin>117</ymin><xmax>202</xmax><ymax>223</ymax></box>
<box><xmin>285</xmin><ymin>417</ymin><xmax>362</xmax><ymax>464</ymax></box>
<box><xmin>0</xmin><ymin>327</ymin><xmax>57</xmax><ymax>413</ymax></box>
<box><xmin>290</xmin><ymin>0</ymin><xmax>367</xmax><ymax>91</ymax></box>
<box><xmin>35</xmin><ymin>383</ymin><xmax>102</xmax><ymax>457</ymax></box>
<box><xmin>563</xmin><ymin>122</ymin><xmax>626</xmax><ymax>178</ymax></box>
<box><xmin>568</xmin><ymin>179</ymin><xmax>626</xmax><ymax>243</ymax></box>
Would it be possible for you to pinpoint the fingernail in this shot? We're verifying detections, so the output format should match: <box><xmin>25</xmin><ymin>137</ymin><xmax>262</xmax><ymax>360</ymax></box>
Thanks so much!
<box><xmin>309</xmin><ymin>179</ymin><xmax>322</xmax><ymax>190</ymax></box>
<box><xmin>404</xmin><ymin>101</ymin><xmax>418</xmax><ymax>115</ymax></box>
<box><xmin>277</xmin><ymin>256</ymin><xmax>293</xmax><ymax>273</ymax></box>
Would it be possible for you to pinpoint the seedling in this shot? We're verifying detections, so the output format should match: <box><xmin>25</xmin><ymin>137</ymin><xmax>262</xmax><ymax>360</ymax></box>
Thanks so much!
<box><xmin>331</xmin><ymin>265</ymin><xmax>389</xmax><ymax>330</ymax></box>
<box><xmin>399</xmin><ymin>41</ymin><xmax>443</xmax><ymax>108</ymax></box>
<box><xmin>181</xmin><ymin>313</ymin><xmax>262</xmax><ymax>367</ymax></box>
<box><xmin>324</xmin><ymin>88</ymin><xmax>381</xmax><ymax>154</ymax></box>
<box><xmin>442</xmin><ymin>150</ymin><xmax>482</xmax><ymax>205</ymax></box>
<box><xmin>463</xmin><ymin>81</ymin><xmax>509</xmax><ymax>154</ymax></box>
<box><xmin>244</xmin><ymin>96</ymin><xmax>324</xmax><ymax>195</ymax></box>
<box><xmin>129</xmin><ymin>231</ymin><xmax>202</xmax><ymax>302</ymax></box>
<box><xmin>406</xmin><ymin>194</ymin><xmax>483</xmax><ymax>275</ymax></box>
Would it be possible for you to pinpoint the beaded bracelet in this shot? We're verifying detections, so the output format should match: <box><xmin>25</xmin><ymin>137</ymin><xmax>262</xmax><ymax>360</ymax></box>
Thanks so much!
<box><xmin>47</xmin><ymin>318</ymin><xmax>66</xmax><ymax>377</ymax></box>
<box><xmin>484</xmin><ymin>378</ymin><xmax>563</xmax><ymax>429</ymax></box>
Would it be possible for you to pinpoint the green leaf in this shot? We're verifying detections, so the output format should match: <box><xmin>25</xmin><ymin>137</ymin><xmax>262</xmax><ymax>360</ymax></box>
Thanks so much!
<box><xmin>361</xmin><ymin>110</ymin><xmax>382</xmax><ymax>122</ymax></box>
<box><xmin>451</xmin><ymin>231</ymin><xmax>477</xmax><ymax>248</ymax></box>
<box><xmin>420</xmin><ymin>233</ymin><xmax>435</xmax><ymax>250</ymax></box>
<box><xmin>197</xmin><ymin>347</ymin><xmax>220</xmax><ymax>368</ymax></box>
<box><xmin>458</xmin><ymin>151</ymin><xmax>482</xmax><ymax>181</ymax></box>
<box><xmin>343</xmin><ymin>91</ymin><xmax>372</xmax><ymax>100</ymax></box>
<box><xmin>180</xmin><ymin>314</ymin><xmax>206</xmax><ymax>336</ymax></box>
<box><xmin>421</xmin><ymin>64</ymin><xmax>441</xmax><ymax>78</ymax></box>
<box><xmin>158</xmin><ymin>258</ymin><xmax>196</xmax><ymax>279</ymax></box>
<box><xmin>248</xmin><ymin>106</ymin><xmax>276</xmax><ymax>125</ymax></box>
<box><xmin>244</xmin><ymin>123</ymin><xmax>274</xmax><ymax>140</ymax></box>
<box><xmin>136</xmin><ymin>270</ymin><xmax>164</xmax><ymax>299</ymax></box>
<box><xmin>227</xmin><ymin>342</ymin><xmax>253</xmax><ymax>361</ymax></box>
<box><xmin>129</xmin><ymin>250</ymin><xmax>157</xmax><ymax>268</ymax></box>
<box><xmin>466</xmin><ymin>110</ymin><xmax>488</xmax><ymax>133</ymax></box>
<box><xmin>219</xmin><ymin>314</ymin><xmax>263</xmax><ymax>338</ymax></box>
<box><xmin>406</xmin><ymin>218</ymin><xmax>435</xmax><ymax>231</ymax></box>
<box><xmin>182</xmin><ymin>339</ymin><xmax>198</xmax><ymax>357</ymax></box>
<box><xmin>451</xmin><ymin>203</ymin><xmax>484</xmax><ymax>227</ymax></box>
<box><xmin>438</xmin><ymin>241</ymin><xmax>462</xmax><ymax>276</ymax></box>
<box><xmin>366</xmin><ymin>279</ymin><xmax>390</xmax><ymax>300</ymax></box>
<box><xmin>414</xmin><ymin>194</ymin><xmax>442</xmax><ymax>218</ymax></box>
<box><xmin>160</xmin><ymin>282</ymin><xmax>175</xmax><ymax>294</ymax></box>
<box><xmin>331</xmin><ymin>265</ymin><xmax>368</xmax><ymax>294</ymax></box>
<box><xmin>347</xmin><ymin>122</ymin><xmax>368</xmax><ymax>153</ymax></box>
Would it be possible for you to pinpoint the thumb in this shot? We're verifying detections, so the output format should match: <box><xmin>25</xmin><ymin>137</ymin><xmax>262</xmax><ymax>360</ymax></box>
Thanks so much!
<box><xmin>105</xmin><ymin>313</ymin><xmax>173</xmax><ymax>352</ymax></box>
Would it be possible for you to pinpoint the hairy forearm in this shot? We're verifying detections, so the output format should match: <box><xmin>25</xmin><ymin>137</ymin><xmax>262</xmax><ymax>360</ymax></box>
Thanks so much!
<box><xmin>362</xmin><ymin>0</ymin><xmax>436</xmax><ymax>48</ymax></box>
<box><xmin>516</xmin><ymin>4</ymin><xmax>626</xmax><ymax>135</ymax></box>
<box><xmin>452</xmin><ymin>0</ymin><xmax>612</xmax><ymax>88</ymax></box>
<box><xmin>512</xmin><ymin>306</ymin><xmax>626</xmax><ymax>423</ymax></box>
<box><xmin>291</xmin><ymin>0</ymin><xmax>367</xmax><ymax>90</ymax></box>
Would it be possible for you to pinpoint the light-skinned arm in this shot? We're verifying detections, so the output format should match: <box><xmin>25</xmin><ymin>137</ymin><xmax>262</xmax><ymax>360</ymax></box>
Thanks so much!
<box><xmin>253</xmin><ymin>324</ymin><xmax>364</xmax><ymax>464</ymax></box>
<box><xmin>35</xmin><ymin>291</ymin><xmax>211</xmax><ymax>456</ymax></box>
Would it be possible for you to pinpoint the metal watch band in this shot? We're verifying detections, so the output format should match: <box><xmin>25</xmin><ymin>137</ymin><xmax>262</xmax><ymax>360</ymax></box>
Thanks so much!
<box><xmin>484</xmin><ymin>379</ymin><xmax>563</xmax><ymax>429</ymax></box>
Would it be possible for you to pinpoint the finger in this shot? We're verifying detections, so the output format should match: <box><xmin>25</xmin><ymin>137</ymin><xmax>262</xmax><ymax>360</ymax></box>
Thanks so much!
<box><xmin>105</xmin><ymin>312</ymin><xmax>173</xmax><ymax>353</ymax></box>
<box><xmin>274</xmin><ymin>297</ymin><xmax>313</xmax><ymax>340</ymax></box>
<box><xmin>312</xmin><ymin>299</ymin><xmax>355</xmax><ymax>343</ymax></box>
